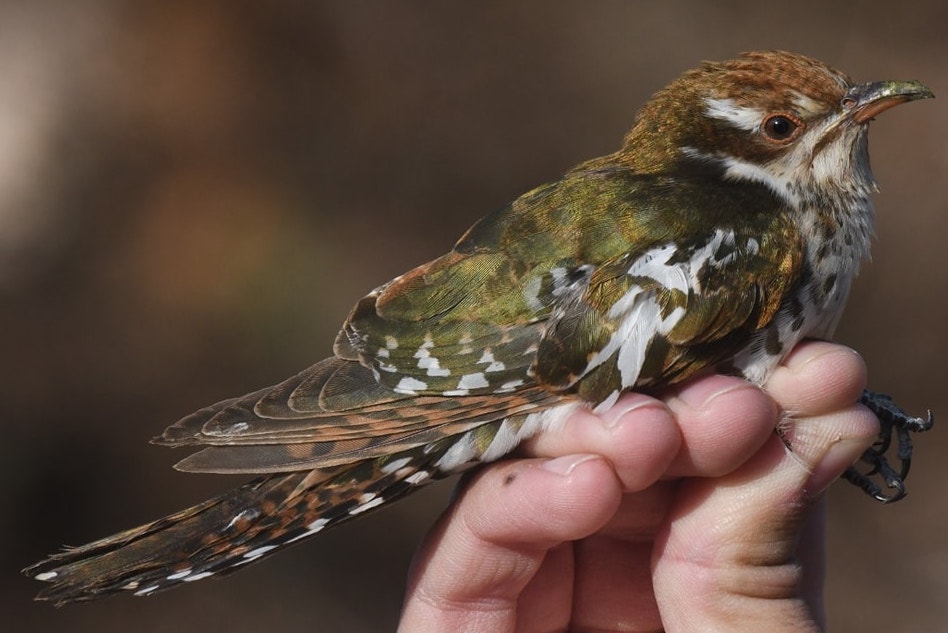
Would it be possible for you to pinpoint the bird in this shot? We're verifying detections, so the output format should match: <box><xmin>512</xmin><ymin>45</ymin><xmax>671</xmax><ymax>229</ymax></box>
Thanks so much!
<box><xmin>25</xmin><ymin>50</ymin><xmax>934</xmax><ymax>605</ymax></box>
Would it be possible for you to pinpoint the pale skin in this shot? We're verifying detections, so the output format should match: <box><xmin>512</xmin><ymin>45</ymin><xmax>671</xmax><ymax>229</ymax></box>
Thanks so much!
<box><xmin>397</xmin><ymin>341</ymin><xmax>879</xmax><ymax>632</ymax></box>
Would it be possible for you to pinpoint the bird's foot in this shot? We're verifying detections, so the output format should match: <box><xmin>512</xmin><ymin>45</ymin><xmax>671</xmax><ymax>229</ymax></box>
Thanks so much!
<box><xmin>842</xmin><ymin>390</ymin><xmax>933</xmax><ymax>503</ymax></box>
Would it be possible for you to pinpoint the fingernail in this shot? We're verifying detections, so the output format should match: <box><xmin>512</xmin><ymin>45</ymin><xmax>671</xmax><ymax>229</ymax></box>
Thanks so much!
<box><xmin>805</xmin><ymin>438</ymin><xmax>870</xmax><ymax>496</ymax></box>
<box><xmin>599</xmin><ymin>397</ymin><xmax>668</xmax><ymax>429</ymax></box>
<box><xmin>670</xmin><ymin>378</ymin><xmax>757</xmax><ymax>412</ymax></box>
<box><xmin>783</xmin><ymin>344</ymin><xmax>861</xmax><ymax>374</ymax></box>
<box><xmin>542</xmin><ymin>454</ymin><xmax>599</xmax><ymax>476</ymax></box>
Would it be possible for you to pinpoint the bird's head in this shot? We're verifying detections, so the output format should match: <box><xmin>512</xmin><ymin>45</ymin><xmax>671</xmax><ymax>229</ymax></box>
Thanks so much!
<box><xmin>618</xmin><ymin>51</ymin><xmax>933</xmax><ymax>208</ymax></box>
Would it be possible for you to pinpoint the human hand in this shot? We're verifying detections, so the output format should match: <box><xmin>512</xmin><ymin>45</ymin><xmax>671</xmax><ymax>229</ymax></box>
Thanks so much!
<box><xmin>397</xmin><ymin>341</ymin><xmax>879</xmax><ymax>632</ymax></box>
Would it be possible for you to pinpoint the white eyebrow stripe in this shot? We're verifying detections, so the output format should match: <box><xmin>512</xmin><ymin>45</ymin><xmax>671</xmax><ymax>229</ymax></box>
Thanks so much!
<box><xmin>789</xmin><ymin>90</ymin><xmax>822</xmax><ymax>115</ymax></box>
<box><xmin>704</xmin><ymin>97</ymin><xmax>765</xmax><ymax>132</ymax></box>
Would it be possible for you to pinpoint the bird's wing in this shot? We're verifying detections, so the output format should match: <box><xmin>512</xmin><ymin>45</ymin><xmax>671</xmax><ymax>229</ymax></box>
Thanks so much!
<box><xmin>332</xmin><ymin>168</ymin><xmax>711</xmax><ymax>397</ymax></box>
<box><xmin>158</xmin><ymin>169</ymin><xmax>801</xmax><ymax>472</ymax></box>
<box><xmin>157</xmin><ymin>357</ymin><xmax>561</xmax><ymax>473</ymax></box>
<box><xmin>531</xmin><ymin>206</ymin><xmax>803</xmax><ymax>403</ymax></box>
<box><xmin>156</xmin><ymin>172</ymin><xmax>638</xmax><ymax>473</ymax></box>
<box><xmin>332</xmin><ymin>248</ymin><xmax>550</xmax><ymax>397</ymax></box>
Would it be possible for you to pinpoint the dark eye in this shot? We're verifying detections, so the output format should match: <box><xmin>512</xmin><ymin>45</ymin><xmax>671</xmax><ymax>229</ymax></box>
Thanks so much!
<box><xmin>762</xmin><ymin>114</ymin><xmax>801</xmax><ymax>142</ymax></box>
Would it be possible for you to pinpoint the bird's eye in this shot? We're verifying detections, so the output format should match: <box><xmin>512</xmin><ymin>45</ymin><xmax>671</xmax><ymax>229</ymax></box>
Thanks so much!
<box><xmin>762</xmin><ymin>114</ymin><xmax>802</xmax><ymax>143</ymax></box>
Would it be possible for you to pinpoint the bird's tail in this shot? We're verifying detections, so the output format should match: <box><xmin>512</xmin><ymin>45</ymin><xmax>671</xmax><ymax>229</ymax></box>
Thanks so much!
<box><xmin>25</xmin><ymin>355</ymin><xmax>568</xmax><ymax>605</ymax></box>
<box><xmin>23</xmin><ymin>442</ymin><xmax>450</xmax><ymax>606</ymax></box>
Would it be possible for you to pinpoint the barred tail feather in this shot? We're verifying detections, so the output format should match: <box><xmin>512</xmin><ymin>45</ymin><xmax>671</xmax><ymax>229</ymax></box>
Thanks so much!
<box><xmin>24</xmin><ymin>444</ymin><xmax>452</xmax><ymax>606</ymax></box>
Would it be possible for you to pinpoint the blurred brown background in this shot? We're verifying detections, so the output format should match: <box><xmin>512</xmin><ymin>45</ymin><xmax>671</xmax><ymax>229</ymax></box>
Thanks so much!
<box><xmin>3</xmin><ymin>1</ymin><xmax>946</xmax><ymax>631</ymax></box>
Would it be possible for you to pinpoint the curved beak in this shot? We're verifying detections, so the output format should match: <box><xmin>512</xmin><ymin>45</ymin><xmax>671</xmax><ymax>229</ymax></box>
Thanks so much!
<box><xmin>845</xmin><ymin>80</ymin><xmax>934</xmax><ymax>124</ymax></box>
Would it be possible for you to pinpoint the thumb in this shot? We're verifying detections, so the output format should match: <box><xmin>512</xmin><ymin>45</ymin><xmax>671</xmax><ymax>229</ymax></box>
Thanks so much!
<box><xmin>650</xmin><ymin>404</ymin><xmax>877</xmax><ymax>632</ymax></box>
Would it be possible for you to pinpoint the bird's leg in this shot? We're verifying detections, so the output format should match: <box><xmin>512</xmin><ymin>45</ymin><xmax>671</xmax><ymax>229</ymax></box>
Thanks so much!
<box><xmin>841</xmin><ymin>390</ymin><xmax>934</xmax><ymax>503</ymax></box>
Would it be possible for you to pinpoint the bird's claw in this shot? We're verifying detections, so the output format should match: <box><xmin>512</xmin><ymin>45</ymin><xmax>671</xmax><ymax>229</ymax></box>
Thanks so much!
<box><xmin>842</xmin><ymin>390</ymin><xmax>934</xmax><ymax>503</ymax></box>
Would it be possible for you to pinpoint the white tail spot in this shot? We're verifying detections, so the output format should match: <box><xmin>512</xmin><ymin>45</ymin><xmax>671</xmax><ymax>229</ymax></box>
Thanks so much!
<box><xmin>381</xmin><ymin>457</ymin><xmax>413</xmax><ymax>474</ymax></box>
<box><xmin>406</xmin><ymin>470</ymin><xmax>431</xmax><ymax>485</ymax></box>
<box><xmin>349</xmin><ymin>493</ymin><xmax>385</xmax><ymax>515</ymax></box>
<box><xmin>242</xmin><ymin>545</ymin><xmax>277</xmax><ymax>560</ymax></box>
<box><xmin>133</xmin><ymin>585</ymin><xmax>160</xmax><ymax>596</ymax></box>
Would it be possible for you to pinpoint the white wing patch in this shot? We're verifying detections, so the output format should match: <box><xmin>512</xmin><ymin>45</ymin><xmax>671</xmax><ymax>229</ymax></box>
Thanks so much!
<box><xmin>626</xmin><ymin>244</ymin><xmax>689</xmax><ymax>293</ymax></box>
<box><xmin>415</xmin><ymin>345</ymin><xmax>452</xmax><ymax>377</ymax></box>
<box><xmin>480</xmin><ymin>405</ymin><xmax>576</xmax><ymax>462</ymax></box>
<box><xmin>458</xmin><ymin>372</ymin><xmax>489</xmax><ymax>390</ymax></box>
<box><xmin>394</xmin><ymin>376</ymin><xmax>428</xmax><ymax>394</ymax></box>
<box><xmin>477</xmin><ymin>350</ymin><xmax>501</xmax><ymax>370</ymax></box>
<box><xmin>583</xmin><ymin>231</ymin><xmax>758</xmax><ymax>410</ymax></box>
<box><xmin>433</xmin><ymin>402</ymin><xmax>580</xmax><ymax>472</ymax></box>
